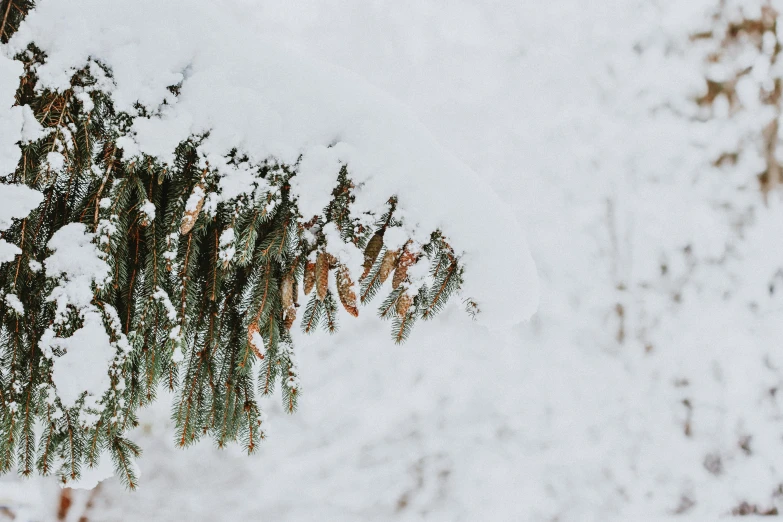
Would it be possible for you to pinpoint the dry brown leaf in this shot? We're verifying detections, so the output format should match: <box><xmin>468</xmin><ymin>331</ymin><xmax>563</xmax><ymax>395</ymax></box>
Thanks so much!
<box><xmin>283</xmin><ymin>307</ymin><xmax>297</xmax><ymax>330</ymax></box>
<box><xmin>247</xmin><ymin>322</ymin><xmax>264</xmax><ymax>360</ymax></box>
<box><xmin>315</xmin><ymin>252</ymin><xmax>329</xmax><ymax>301</ymax></box>
<box><xmin>281</xmin><ymin>274</ymin><xmax>294</xmax><ymax>309</ymax></box>
<box><xmin>392</xmin><ymin>251</ymin><xmax>416</xmax><ymax>290</ymax></box>
<box><xmin>303</xmin><ymin>261</ymin><xmax>316</xmax><ymax>295</ymax></box>
<box><xmin>336</xmin><ymin>264</ymin><xmax>359</xmax><ymax>317</ymax></box>
<box><xmin>396</xmin><ymin>293</ymin><xmax>412</xmax><ymax>317</ymax></box>
<box><xmin>180</xmin><ymin>183</ymin><xmax>205</xmax><ymax>235</ymax></box>
<box><xmin>361</xmin><ymin>232</ymin><xmax>384</xmax><ymax>279</ymax></box>
<box><xmin>378</xmin><ymin>249</ymin><xmax>398</xmax><ymax>284</ymax></box>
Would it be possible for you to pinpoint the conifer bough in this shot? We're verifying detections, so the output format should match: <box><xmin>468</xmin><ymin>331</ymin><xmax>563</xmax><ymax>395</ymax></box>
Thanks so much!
<box><xmin>0</xmin><ymin>1</ymin><xmax>470</xmax><ymax>488</ymax></box>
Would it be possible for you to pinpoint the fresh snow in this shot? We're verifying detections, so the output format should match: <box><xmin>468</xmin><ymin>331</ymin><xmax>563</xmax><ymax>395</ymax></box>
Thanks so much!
<box><xmin>139</xmin><ymin>199</ymin><xmax>156</xmax><ymax>222</ymax></box>
<box><xmin>4</xmin><ymin>293</ymin><xmax>23</xmax><ymax>316</ymax></box>
<box><xmin>0</xmin><ymin>184</ymin><xmax>44</xmax><ymax>230</ymax></box>
<box><xmin>66</xmin><ymin>451</ymin><xmax>116</xmax><ymax>491</ymax></box>
<box><xmin>43</xmin><ymin>223</ymin><xmax>110</xmax><ymax>318</ymax></box>
<box><xmin>7</xmin><ymin>0</ymin><xmax>539</xmax><ymax>329</ymax></box>
<box><xmin>0</xmin><ymin>55</ymin><xmax>24</xmax><ymax>177</ymax></box>
<box><xmin>46</xmin><ymin>309</ymin><xmax>115</xmax><ymax>409</ymax></box>
<box><xmin>40</xmin><ymin>224</ymin><xmax>115</xmax><ymax>409</ymax></box>
<box><xmin>3</xmin><ymin>0</ymin><xmax>783</xmax><ymax>521</ymax></box>
<box><xmin>0</xmin><ymin>183</ymin><xmax>43</xmax><ymax>263</ymax></box>
<box><xmin>0</xmin><ymin>241</ymin><xmax>21</xmax><ymax>265</ymax></box>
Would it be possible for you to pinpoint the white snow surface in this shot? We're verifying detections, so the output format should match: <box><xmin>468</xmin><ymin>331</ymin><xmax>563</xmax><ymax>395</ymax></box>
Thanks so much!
<box><xmin>8</xmin><ymin>0</ymin><xmax>539</xmax><ymax>329</ymax></box>
<box><xmin>4</xmin><ymin>0</ymin><xmax>783</xmax><ymax>521</ymax></box>
<box><xmin>43</xmin><ymin>223</ymin><xmax>110</xmax><ymax>318</ymax></box>
<box><xmin>47</xmin><ymin>309</ymin><xmax>114</xmax><ymax>409</ymax></box>
<box><xmin>0</xmin><ymin>55</ymin><xmax>24</xmax><ymax>177</ymax></box>
<box><xmin>0</xmin><ymin>183</ymin><xmax>43</xmax><ymax>263</ymax></box>
<box><xmin>0</xmin><ymin>183</ymin><xmax>43</xmax><ymax>230</ymax></box>
<box><xmin>41</xmin><ymin>224</ymin><xmax>115</xmax><ymax>409</ymax></box>
<box><xmin>4</xmin><ymin>293</ymin><xmax>23</xmax><ymax>315</ymax></box>
<box><xmin>66</xmin><ymin>451</ymin><xmax>116</xmax><ymax>491</ymax></box>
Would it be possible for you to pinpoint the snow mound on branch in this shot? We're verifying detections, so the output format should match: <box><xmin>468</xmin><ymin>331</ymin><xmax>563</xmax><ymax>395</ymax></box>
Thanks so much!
<box><xmin>0</xmin><ymin>55</ymin><xmax>24</xmax><ymax>177</ymax></box>
<box><xmin>44</xmin><ymin>223</ymin><xmax>110</xmax><ymax>317</ymax></box>
<box><xmin>0</xmin><ymin>53</ymin><xmax>41</xmax><ymax>175</ymax></box>
<box><xmin>48</xmin><ymin>309</ymin><xmax>114</xmax><ymax>408</ymax></box>
<box><xmin>0</xmin><ymin>183</ymin><xmax>43</xmax><ymax>263</ymax></box>
<box><xmin>0</xmin><ymin>242</ymin><xmax>21</xmax><ymax>265</ymax></box>
<box><xmin>0</xmin><ymin>53</ymin><xmax>44</xmax><ymax>265</ymax></box>
<box><xmin>67</xmin><ymin>450</ymin><xmax>116</xmax><ymax>490</ymax></box>
<box><xmin>4</xmin><ymin>293</ymin><xmax>23</xmax><ymax>315</ymax></box>
<box><xmin>9</xmin><ymin>0</ymin><xmax>538</xmax><ymax>328</ymax></box>
<box><xmin>0</xmin><ymin>183</ymin><xmax>44</xmax><ymax>230</ymax></box>
<box><xmin>42</xmin><ymin>224</ymin><xmax>114</xmax><ymax>409</ymax></box>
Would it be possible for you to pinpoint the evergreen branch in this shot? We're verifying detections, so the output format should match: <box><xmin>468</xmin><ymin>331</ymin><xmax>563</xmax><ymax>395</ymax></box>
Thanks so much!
<box><xmin>0</xmin><ymin>15</ymin><xmax>476</xmax><ymax>486</ymax></box>
<box><xmin>111</xmin><ymin>436</ymin><xmax>141</xmax><ymax>490</ymax></box>
<box><xmin>422</xmin><ymin>260</ymin><xmax>458</xmax><ymax>320</ymax></box>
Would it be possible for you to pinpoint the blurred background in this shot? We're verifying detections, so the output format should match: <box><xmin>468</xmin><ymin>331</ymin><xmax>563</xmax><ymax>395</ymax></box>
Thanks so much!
<box><xmin>5</xmin><ymin>0</ymin><xmax>783</xmax><ymax>519</ymax></box>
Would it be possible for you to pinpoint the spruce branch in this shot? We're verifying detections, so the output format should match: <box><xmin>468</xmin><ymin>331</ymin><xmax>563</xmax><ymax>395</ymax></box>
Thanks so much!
<box><xmin>0</xmin><ymin>6</ymin><xmax>476</xmax><ymax>487</ymax></box>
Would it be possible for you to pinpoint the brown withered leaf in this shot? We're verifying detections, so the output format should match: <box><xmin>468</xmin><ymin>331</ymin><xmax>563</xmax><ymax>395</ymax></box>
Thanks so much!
<box><xmin>180</xmin><ymin>183</ymin><xmax>205</xmax><ymax>235</ymax></box>
<box><xmin>292</xmin><ymin>277</ymin><xmax>299</xmax><ymax>307</ymax></box>
<box><xmin>283</xmin><ymin>307</ymin><xmax>297</xmax><ymax>330</ymax></box>
<box><xmin>325</xmin><ymin>252</ymin><xmax>338</xmax><ymax>268</ymax></box>
<box><xmin>281</xmin><ymin>274</ymin><xmax>294</xmax><ymax>310</ymax></box>
<box><xmin>361</xmin><ymin>232</ymin><xmax>384</xmax><ymax>279</ymax></box>
<box><xmin>247</xmin><ymin>322</ymin><xmax>264</xmax><ymax>360</ymax></box>
<box><xmin>392</xmin><ymin>251</ymin><xmax>416</xmax><ymax>290</ymax></box>
<box><xmin>336</xmin><ymin>264</ymin><xmax>359</xmax><ymax>317</ymax></box>
<box><xmin>396</xmin><ymin>293</ymin><xmax>412</xmax><ymax>317</ymax></box>
<box><xmin>315</xmin><ymin>252</ymin><xmax>329</xmax><ymax>301</ymax></box>
<box><xmin>378</xmin><ymin>249</ymin><xmax>398</xmax><ymax>284</ymax></box>
<box><xmin>303</xmin><ymin>261</ymin><xmax>316</xmax><ymax>295</ymax></box>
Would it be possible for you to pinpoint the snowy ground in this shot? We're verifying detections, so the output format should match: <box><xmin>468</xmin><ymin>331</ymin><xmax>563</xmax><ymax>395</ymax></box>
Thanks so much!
<box><xmin>4</xmin><ymin>0</ymin><xmax>783</xmax><ymax>520</ymax></box>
